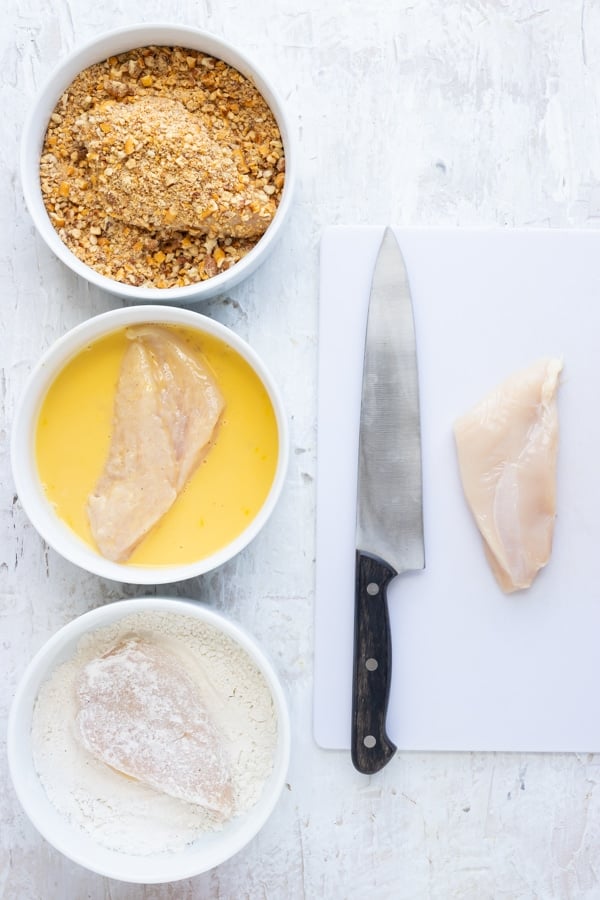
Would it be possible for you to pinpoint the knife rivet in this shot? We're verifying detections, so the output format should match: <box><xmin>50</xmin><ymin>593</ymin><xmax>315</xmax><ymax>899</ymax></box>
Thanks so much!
<box><xmin>364</xmin><ymin>735</ymin><xmax>377</xmax><ymax>749</ymax></box>
<box><xmin>365</xmin><ymin>657</ymin><xmax>378</xmax><ymax>671</ymax></box>
<box><xmin>366</xmin><ymin>582</ymin><xmax>379</xmax><ymax>596</ymax></box>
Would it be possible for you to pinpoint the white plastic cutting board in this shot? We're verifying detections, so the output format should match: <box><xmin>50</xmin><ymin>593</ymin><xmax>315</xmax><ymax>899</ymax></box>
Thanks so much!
<box><xmin>314</xmin><ymin>226</ymin><xmax>600</xmax><ymax>753</ymax></box>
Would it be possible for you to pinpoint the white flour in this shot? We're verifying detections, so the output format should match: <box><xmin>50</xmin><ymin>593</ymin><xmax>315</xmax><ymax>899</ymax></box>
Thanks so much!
<box><xmin>31</xmin><ymin>610</ymin><xmax>278</xmax><ymax>855</ymax></box>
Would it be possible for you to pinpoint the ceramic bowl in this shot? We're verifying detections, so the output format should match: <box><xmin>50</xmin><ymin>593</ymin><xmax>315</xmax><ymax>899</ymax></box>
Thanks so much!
<box><xmin>10</xmin><ymin>304</ymin><xmax>288</xmax><ymax>584</ymax></box>
<box><xmin>7</xmin><ymin>596</ymin><xmax>291</xmax><ymax>883</ymax></box>
<box><xmin>20</xmin><ymin>23</ymin><xmax>295</xmax><ymax>302</ymax></box>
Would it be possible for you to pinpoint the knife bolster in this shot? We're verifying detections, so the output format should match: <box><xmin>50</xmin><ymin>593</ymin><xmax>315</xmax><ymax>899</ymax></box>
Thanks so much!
<box><xmin>351</xmin><ymin>550</ymin><xmax>398</xmax><ymax>774</ymax></box>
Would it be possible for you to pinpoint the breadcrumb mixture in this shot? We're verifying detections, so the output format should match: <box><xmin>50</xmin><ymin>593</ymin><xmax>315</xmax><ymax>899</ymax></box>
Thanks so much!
<box><xmin>39</xmin><ymin>46</ymin><xmax>285</xmax><ymax>289</ymax></box>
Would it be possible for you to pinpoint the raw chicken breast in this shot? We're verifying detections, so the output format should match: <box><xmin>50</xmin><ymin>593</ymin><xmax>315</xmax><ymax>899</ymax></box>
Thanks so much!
<box><xmin>75</xmin><ymin>637</ymin><xmax>234</xmax><ymax>818</ymax></box>
<box><xmin>87</xmin><ymin>326</ymin><xmax>225</xmax><ymax>562</ymax></box>
<box><xmin>453</xmin><ymin>358</ymin><xmax>563</xmax><ymax>593</ymax></box>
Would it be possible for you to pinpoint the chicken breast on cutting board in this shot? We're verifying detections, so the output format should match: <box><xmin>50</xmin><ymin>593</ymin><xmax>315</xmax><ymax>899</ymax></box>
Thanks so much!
<box><xmin>75</xmin><ymin>637</ymin><xmax>234</xmax><ymax>818</ymax></box>
<box><xmin>453</xmin><ymin>357</ymin><xmax>563</xmax><ymax>593</ymax></box>
<box><xmin>87</xmin><ymin>325</ymin><xmax>225</xmax><ymax>563</ymax></box>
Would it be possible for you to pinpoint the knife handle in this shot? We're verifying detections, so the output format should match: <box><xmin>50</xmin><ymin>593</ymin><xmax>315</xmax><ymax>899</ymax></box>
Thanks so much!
<box><xmin>351</xmin><ymin>550</ymin><xmax>398</xmax><ymax>774</ymax></box>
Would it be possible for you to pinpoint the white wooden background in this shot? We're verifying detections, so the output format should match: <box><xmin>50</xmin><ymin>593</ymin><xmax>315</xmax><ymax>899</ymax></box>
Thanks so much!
<box><xmin>3</xmin><ymin>1</ymin><xmax>600</xmax><ymax>897</ymax></box>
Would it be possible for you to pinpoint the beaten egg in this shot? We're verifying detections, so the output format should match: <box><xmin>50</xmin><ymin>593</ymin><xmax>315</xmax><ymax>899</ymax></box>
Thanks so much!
<box><xmin>35</xmin><ymin>325</ymin><xmax>279</xmax><ymax>568</ymax></box>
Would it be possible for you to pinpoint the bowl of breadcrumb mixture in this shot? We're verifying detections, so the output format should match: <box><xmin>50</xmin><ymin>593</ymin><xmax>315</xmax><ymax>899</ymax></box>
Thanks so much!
<box><xmin>21</xmin><ymin>24</ymin><xmax>295</xmax><ymax>301</ymax></box>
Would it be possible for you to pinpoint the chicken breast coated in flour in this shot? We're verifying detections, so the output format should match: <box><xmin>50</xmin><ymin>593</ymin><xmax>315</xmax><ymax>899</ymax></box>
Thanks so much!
<box><xmin>75</xmin><ymin>637</ymin><xmax>234</xmax><ymax>818</ymax></box>
<box><xmin>87</xmin><ymin>326</ymin><xmax>225</xmax><ymax>562</ymax></box>
<box><xmin>453</xmin><ymin>358</ymin><xmax>563</xmax><ymax>593</ymax></box>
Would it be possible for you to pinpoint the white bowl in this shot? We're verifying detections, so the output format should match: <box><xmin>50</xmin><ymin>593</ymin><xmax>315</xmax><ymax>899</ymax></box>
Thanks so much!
<box><xmin>21</xmin><ymin>23</ymin><xmax>295</xmax><ymax>302</ymax></box>
<box><xmin>10</xmin><ymin>305</ymin><xmax>289</xmax><ymax>584</ymax></box>
<box><xmin>7</xmin><ymin>596</ymin><xmax>291</xmax><ymax>883</ymax></box>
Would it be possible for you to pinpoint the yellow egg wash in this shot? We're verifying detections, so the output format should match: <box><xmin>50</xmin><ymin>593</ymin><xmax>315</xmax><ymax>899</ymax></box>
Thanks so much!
<box><xmin>35</xmin><ymin>325</ymin><xmax>279</xmax><ymax>567</ymax></box>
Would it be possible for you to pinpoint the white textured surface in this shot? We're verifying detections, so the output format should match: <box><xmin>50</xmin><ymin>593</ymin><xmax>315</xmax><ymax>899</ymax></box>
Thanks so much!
<box><xmin>3</xmin><ymin>1</ymin><xmax>600</xmax><ymax>898</ymax></box>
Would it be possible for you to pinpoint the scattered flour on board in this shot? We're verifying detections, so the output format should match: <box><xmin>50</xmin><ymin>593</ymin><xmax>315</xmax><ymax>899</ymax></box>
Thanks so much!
<box><xmin>31</xmin><ymin>610</ymin><xmax>279</xmax><ymax>855</ymax></box>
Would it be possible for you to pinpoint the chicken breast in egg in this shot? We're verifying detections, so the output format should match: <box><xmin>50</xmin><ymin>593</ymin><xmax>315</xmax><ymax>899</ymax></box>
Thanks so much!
<box><xmin>87</xmin><ymin>326</ymin><xmax>225</xmax><ymax>563</ymax></box>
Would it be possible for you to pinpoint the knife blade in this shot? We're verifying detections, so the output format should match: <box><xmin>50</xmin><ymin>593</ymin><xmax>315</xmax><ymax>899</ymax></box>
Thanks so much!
<box><xmin>351</xmin><ymin>227</ymin><xmax>425</xmax><ymax>774</ymax></box>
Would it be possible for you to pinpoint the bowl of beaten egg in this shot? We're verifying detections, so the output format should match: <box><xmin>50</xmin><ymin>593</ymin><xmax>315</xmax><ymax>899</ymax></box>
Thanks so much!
<box><xmin>11</xmin><ymin>306</ymin><xmax>288</xmax><ymax>583</ymax></box>
<box><xmin>7</xmin><ymin>596</ymin><xmax>291</xmax><ymax>882</ymax></box>
<box><xmin>20</xmin><ymin>23</ymin><xmax>295</xmax><ymax>302</ymax></box>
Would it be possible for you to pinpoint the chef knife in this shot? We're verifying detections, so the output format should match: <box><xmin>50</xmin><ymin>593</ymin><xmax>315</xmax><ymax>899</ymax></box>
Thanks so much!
<box><xmin>351</xmin><ymin>227</ymin><xmax>425</xmax><ymax>775</ymax></box>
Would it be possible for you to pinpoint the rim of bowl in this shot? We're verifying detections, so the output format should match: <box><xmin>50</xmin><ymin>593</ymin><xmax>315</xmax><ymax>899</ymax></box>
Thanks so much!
<box><xmin>10</xmin><ymin>305</ymin><xmax>289</xmax><ymax>584</ymax></box>
<box><xmin>20</xmin><ymin>22</ymin><xmax>296</xmax><ymax>302</ymax></box>
<box><xmin>7</xmin><ymin>596</ymin><xmax>291</xmax><ymax>883</ymax></box>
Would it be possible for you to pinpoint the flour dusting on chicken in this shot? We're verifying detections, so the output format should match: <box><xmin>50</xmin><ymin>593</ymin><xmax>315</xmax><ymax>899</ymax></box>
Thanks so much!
<box><xmin>75</xmin><ymin>636</ymin><xmax>234</xmax><ymax>819</ymax></box>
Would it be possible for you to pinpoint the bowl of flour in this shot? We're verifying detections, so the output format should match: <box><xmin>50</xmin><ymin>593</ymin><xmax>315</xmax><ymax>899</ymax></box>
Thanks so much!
<box><xmin>7</xmin><ymin>597</ymin><xmax>290</xmax><ymax>883</ymax></box>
